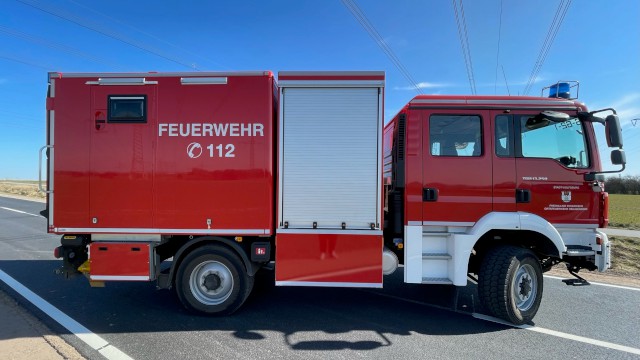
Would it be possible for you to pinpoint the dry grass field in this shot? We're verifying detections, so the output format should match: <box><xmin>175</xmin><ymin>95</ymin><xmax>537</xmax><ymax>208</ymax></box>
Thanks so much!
<box><xmin>0</xmin><ymin>180</ymin><xmax>46</xmax><ymax>200</ymax></box>
<box><xmin>609</xmin><ymin>236</ymin><xmax>640</xmax><ymax>278</ymax></box>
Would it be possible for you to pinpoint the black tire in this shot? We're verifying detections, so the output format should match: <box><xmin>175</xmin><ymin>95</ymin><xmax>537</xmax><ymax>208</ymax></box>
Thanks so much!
<box><xmin>478</xmin><ymin>245</ymin><xmax>543</xmax><ymax>325</ymax></box>
<box><xmin>175</xmin><ymin>245</ymin><xmax>254</xmax><ymax>315</ymax></box>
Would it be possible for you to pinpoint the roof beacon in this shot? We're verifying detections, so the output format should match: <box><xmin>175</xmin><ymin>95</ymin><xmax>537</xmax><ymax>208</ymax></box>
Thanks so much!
<box><xmin>544</xmin><ymin>80</ymin><xmax>579</xmax><ymax>99</ymax></box>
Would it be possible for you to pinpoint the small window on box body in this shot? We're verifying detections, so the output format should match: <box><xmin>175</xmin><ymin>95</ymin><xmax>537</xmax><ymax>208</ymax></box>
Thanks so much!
<box><xmin>108</xmin><ymin>95</ymin><xmax>147</xmax><ymax>123</ymax></box>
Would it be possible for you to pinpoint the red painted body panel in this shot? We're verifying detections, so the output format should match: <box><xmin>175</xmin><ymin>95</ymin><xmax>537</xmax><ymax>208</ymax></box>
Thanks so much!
<box><xmin>51</xmin><ymin>78</ymin><xmax>92</xmax><ymax>228</ymax></box>
<box><xmin>275</xmin><ymin>233</ymin><xmax>382</xmax><ymax>284</ymax></box>
<box><xmin>50</xmin><ymin>73</ymin><xmax>276</xmax><ymax>234</ymax></box>
<box><xmin>90</xmin><ymin>86</ymin><xmax>156</xmax><ymax>228</ymax></box>
<box><xmin>404</xmin><ymin>109</ymin><xmax>423</xmax><ymax>223</ymax></box>
<box><xmin>89</xmin><ymin>242</ymin><xmax>150</xmax><ymax>278</ymax></box>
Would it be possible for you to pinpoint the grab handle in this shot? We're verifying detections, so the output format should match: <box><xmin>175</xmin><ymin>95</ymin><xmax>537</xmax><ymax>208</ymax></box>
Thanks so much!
<box><xmin>39</xmin><ymin>145</ymin><xmax>53</xmax><ymax>193</ymax></box>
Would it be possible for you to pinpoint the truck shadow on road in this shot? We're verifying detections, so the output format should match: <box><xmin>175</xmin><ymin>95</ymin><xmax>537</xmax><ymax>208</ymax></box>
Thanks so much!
<box><xmin>0</xmin><ymin>260</ymin><xmax>507</xmax><ymax>352</ymax></box>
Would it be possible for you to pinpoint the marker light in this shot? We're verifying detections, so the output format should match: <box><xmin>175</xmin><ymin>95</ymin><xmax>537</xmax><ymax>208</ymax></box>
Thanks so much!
<box><xmin>549</xmin><ymin>82</ymin><xmax>571</xmax><ymax>99</ymax></box>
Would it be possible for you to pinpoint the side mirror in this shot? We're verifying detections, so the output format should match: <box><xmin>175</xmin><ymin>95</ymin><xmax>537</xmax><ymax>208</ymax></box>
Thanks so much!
<box><xmin>605</xmin><ymin>114</ymin><xmax>623</xmax><ymax>148</ymax></box>
<box><xmin>611</xmin><ymin>149</ymin><xmax>626</xmax><ymax>165</ymax></box>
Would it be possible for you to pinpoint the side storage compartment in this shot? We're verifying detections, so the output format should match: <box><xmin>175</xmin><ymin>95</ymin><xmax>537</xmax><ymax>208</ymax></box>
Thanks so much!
<box><xmin>275</xmin><ymin>71</ymin><xmax>385</xmax><ymax>287</ymax></box>
<box><xmin>89</xmin><ymin>242</ymin><xmax>152</xmax><ymax>281</ymax></box>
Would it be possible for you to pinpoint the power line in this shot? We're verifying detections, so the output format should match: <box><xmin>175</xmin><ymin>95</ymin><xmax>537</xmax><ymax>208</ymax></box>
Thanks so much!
<box><xmin>66</xmin><ymin>0</ymin><xmax>228</xmax><ymax>70</ymax></box>
<box><xmin>341</xmin><ymin>0</ymin><xmax>424</xmax><ymax>94</ymax></box>
<box><xmin>523</xmin><ymin>0</ymin><xmax>572</xmax><ymax>95</ymax></box>
<box><xmin>15</xmin><ymin>0</ymin><xmax>201</xmax><ymax>70</ymax></box>
<box><xmin>0</xmin><ymin>25</ymin><xmax>122</xmax><ymax>69</ymax></box>
<box><xmin>494</xmin><ymin>0</ymin><xmax>504</xmax><ymax>94</ymax></box>
<box><xmin>0</xmin><ymin>54</ymin><xmax>53</xmax><ymax>71</ymax></box>
<box><xmin>452</xmin><ymin>0</ymin><xmax>476</xmax><ymax>94</ymax></box>
<box><xmin>502</xmin><ymin>65</ymin><xmax>511</xmax><ymax>96</ymax></box>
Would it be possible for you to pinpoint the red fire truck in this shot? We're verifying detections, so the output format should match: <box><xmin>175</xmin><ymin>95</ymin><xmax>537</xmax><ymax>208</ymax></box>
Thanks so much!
<box><xmin>41</xmin><ymin>71</ymin><xmax>625</xmax><ymax>325</ymax></box>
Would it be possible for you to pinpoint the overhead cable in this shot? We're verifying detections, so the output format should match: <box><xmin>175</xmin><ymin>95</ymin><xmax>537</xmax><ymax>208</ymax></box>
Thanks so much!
<box><xmin>15</xmin><ymin>0</ymin><xmax>201</xmax><ymax>70</ymax></box>
<box><xmin>0</xmin><ymin>25</ymin><xmax>121</xmax><ymax>69</ymax></box>
<box><xmin>341</xmin><ymin>0</ymin><xmax>424</xmax><ymax>94</ymax></box>
<box><xmin>523</xmin><ymin>0</ymin><xmax>572</xmax><ymax>95</ymax></box>
<box><xmin>452</xmin><ymin>0</ymin><xmax>476</xmax><ymax>95</ymax></box>
<box><xmin>494</xmin><ymin>0</ymin><xmax>504</xmax><ymax>94</ymax></box>
<box><xmin>66</xmin><ymin>0</ymin><xmax>227</xmax><ymax>70</ymax></box>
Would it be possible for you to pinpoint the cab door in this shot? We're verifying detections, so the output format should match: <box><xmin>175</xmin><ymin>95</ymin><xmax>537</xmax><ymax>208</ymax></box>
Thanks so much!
<box><xmin>512</xmin><ymin>112</ymin><xmax>599</xmax><ymax>225</ymax></box>
<box><xmin>90</xmin><ymin>84</ymin><xmax>156</xmax><ymax>228</ymax></box>
<box><xmin>491</xmin><ymin>112</ymin><xmax>517</xmax><ymax>212</ymax></box>
<box><xmin>421</xmin><ymin>110</ymin><xmax>492</xmax><ymax>224</ymax></box>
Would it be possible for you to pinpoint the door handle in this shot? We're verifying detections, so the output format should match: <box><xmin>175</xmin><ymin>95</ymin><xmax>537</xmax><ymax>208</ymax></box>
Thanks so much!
<box><xmin>423</xmin><ymin>188</ymin><xmax>438</xmax><ymax>202</ymax></box>
<box><xmin>95</xmin><ymin>111</ymin><xmax>106</xmax><ymax>130</ymax></box>
<box><xmin>516</xmin><ymin>189</ymin><xmax>531</xmax><ymax>203</ymax></box>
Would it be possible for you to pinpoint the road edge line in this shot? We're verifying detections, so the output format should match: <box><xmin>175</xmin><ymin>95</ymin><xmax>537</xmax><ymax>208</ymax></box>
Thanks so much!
<box><xmin>472</xmin><ymin>313</ymin><xmax>640</xmax><ymax>356</ymax></box>
<box><xmin>0</xmin><ymin>269</ymin><xmax>134</xmax><ymax>360</ymax></box>
<box><xmin>544</xmin><ymin>274</ymin><xmax>640</xmax><ymax>291</ymax></box>
<box><xmin>0</xmin><ymin>206</ymin><xmax>41</xmax><ymax>217</ymax></box>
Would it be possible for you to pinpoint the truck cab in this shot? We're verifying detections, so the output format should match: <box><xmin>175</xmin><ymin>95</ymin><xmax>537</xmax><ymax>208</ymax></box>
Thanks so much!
<box><xmin>383</xmin><ymin>83</ymin><xmax>625</xmax><ymax>324</ymax></box>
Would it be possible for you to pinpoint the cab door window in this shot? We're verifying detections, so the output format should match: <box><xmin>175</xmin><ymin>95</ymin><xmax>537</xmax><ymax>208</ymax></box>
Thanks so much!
<box><xmin>517</xmin><ymin>115</ymin><xmax>589</xmax><ymax>168</ymax></box>
<box><xmin>430</xmin><ymin>115</ymin><xmax>482</xmax><ymax>157</ymax></box>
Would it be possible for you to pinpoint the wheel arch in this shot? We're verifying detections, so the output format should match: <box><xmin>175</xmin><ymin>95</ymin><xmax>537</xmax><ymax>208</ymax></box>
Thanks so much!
<box><xmin>463</xmin><ymin>212</ymin><xmax>565</xmax><ymax>275</ymax></box>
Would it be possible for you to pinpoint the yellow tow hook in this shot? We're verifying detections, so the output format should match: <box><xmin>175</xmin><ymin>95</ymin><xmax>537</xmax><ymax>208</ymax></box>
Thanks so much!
<box><xmin>77</xmin><ymin>260</ymin><xmax>105</xmax><ymax>288</ymax></box>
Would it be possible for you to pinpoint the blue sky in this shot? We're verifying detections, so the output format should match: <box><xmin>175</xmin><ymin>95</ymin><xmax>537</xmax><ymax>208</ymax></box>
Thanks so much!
<box><xmin>1</xmin><ymin>0</ymin><xmax>638</xmax><ymax>179</ymax></box>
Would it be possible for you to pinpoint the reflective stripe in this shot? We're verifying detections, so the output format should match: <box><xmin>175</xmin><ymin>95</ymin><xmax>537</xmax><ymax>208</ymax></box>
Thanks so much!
<box><xmin>276</xmin><ymin>229</ymin><xmax>382</xmax><ymax>235</ymax></box>
<box><xmin>278</xmin><ymin>80</ymin><xmax>384</xmax><ymax>87</ymax></box>
<box><xmin>55</xmin><ymin>228</ymin><xmax>269</xmax><ymax>235</ymax></box>
<box><xmin>90</xmin><ymin>275</ymin><xmax>149</xmax><ymax>281</ymax></box>
<box><xmin>180</xmin><ymin>77</ymin><xmax>227</xmax><ymax>85</ymax></box>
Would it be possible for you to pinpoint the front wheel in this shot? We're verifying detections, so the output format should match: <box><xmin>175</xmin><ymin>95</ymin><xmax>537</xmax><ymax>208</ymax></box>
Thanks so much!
<box><xmin>176</xmin><ymin>245</ymin><xmax>254</xmax><ymax>315</ymax></box>
<box><xmin>478</xmin><ymin>246</ymin><xmax>543</xmax><ymax>325</ymax></box>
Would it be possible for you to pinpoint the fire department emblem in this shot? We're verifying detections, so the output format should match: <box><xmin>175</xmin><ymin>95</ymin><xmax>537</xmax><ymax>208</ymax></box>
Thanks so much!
<box><xmin>561</xmin><ymin>191</ymin><xmax>571</xmax><ymax>203</ymax></box>
<box><xmin>187</xmin><ymin>142</ymin><xmax>203</xmax><ymax>159</ymax></box>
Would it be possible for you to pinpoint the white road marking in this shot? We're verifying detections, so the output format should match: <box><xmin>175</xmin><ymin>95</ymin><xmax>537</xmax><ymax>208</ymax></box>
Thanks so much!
<box><xmin>0</xmin><ymin>206</ymin><xmax>41</xmax><ymax>217</ymax></box>
<box><xmin>363</xmin><ymin>289</ymin><xmax>640</xmax><ymax>356</ymax></box>
<box><xmin>0</xmin><ymin>269</ymin><xmax>134</xmax><ymax>360</ymax></box>
<box><xmin>544</xmin><ymin>274</ymin><xmax>640</xmax><ymax>291</ymax></box>
<box><xmin>473</xmin><ymin>313</ymin><xmax>640</xmax><ymax>356</ymax></box>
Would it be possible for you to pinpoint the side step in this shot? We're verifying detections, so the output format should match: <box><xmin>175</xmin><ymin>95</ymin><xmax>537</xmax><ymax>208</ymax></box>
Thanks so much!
<box><xmin>564</xmin><ymin>245</ymin><xmax>595</xmax><ymax>257</ymax></box>
<box><xmin>422</xmin><ymin>277</ymin><xmax>453</xmax><ymax>285</ymax></box>
<box><xmin>423</xmin><ymin>252</ymin><xmax>452</xmax><ymax>260</ymax></box>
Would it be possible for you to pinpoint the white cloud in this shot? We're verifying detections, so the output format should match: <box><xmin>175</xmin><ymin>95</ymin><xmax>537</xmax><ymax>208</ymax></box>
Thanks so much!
<box><xmin>393</xmin><ymin>82</ymin><xmax>451</xmax><ymax>91</ymax></box>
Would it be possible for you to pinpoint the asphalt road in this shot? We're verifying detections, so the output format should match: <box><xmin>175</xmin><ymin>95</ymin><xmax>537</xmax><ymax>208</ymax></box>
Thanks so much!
<box><xmin>1</xmin><ymin>196</ymin><xmax>639</xmax><ymax>360</ymax></box>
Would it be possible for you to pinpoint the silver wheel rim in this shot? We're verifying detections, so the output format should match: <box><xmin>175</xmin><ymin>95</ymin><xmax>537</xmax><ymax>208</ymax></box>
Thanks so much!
<box><xmin>189</xmin><ymin>260</ymin><xmax>234</xmax><ymax>306</ymax></box>
<box><xmin>512</xmin><ymin>264</ymin><xmax>537</xmax><ymax>312</ymax></box>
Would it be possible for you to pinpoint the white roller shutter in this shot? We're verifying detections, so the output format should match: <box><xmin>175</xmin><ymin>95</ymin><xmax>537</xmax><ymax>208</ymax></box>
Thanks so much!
<box><xmin>280</xmin><ymin>87</ymin><xmax>380</xmax><ymax>229</ymax></box>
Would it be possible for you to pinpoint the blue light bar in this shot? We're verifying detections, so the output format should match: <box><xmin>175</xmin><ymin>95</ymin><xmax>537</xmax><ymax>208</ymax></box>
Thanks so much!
<box><xmin>549</xmin><ymin>82</ymin><xmax>571</xmax><ymax>99</ymax></box>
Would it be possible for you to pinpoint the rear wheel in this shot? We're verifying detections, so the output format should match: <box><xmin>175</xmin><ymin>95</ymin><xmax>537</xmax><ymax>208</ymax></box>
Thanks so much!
<box><xmin>478</xmin><ymin>245</ymin><xmax>543</xmax><ymax>325</ymax></box>
<box><xmin>176</xmin><ymin>245</ymin><xmax>253</xmax><ymax>315</ymax></box>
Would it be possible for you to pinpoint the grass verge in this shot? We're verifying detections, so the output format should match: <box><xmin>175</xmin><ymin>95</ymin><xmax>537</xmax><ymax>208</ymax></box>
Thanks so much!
<box><xmin>0</xmin><ymin>181</ymin><xmax>46</xmax><ymax>200</ymax></box>
<box><xmin>608</xmin><ymin>194</ymin><xmax>640</xmax><ymax>230</ymax></box>
<box><xmin>609</xmin><ymin>236</ymin><xmax>640</xmax><ymax>278</ymax></box>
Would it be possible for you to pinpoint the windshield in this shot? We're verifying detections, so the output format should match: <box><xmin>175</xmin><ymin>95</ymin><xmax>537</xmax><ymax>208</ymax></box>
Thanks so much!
<box><xmin>518</xmin><ymin>116</ymin><xmax>589</xmax><ymax>168</ymax></box>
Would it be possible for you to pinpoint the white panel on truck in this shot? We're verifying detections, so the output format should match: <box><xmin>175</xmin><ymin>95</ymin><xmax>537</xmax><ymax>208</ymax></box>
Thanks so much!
<box><xmin>280</xmin><ymin>86</ymin><xmax>381</xmax><ymax>229</ymax></box>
